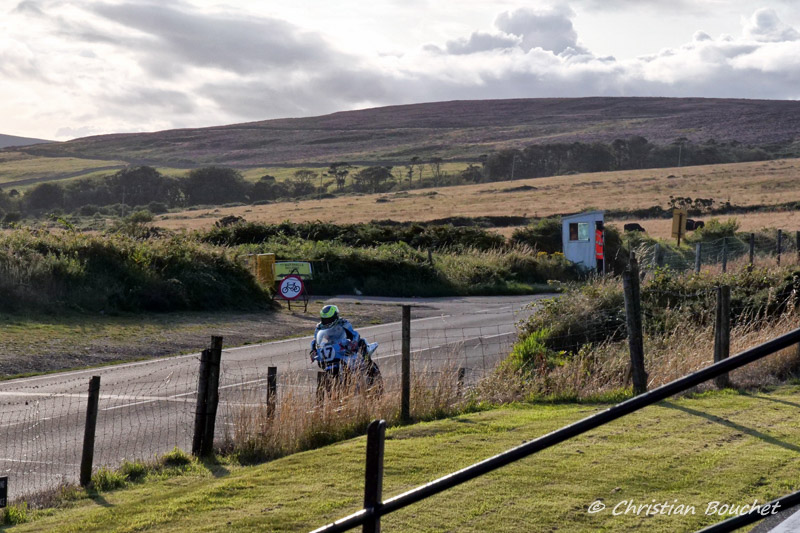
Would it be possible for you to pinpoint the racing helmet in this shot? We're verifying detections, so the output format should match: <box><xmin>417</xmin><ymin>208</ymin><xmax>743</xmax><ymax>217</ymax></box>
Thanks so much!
<box><xmin>320</xmin><ymin>305</ymin><xmax>339</xmax><ymax>326</ymax></box>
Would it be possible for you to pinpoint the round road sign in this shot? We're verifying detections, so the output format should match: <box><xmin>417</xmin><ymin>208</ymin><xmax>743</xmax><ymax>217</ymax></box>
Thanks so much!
<box><xmin>279</xmin><ymin>275</ymin><xmax>304</xmax><ymax>300</ymax></box>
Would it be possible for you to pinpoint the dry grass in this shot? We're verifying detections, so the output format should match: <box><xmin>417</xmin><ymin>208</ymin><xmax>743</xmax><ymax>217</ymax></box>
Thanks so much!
<box><xmin>613</xmin><ymin>210</ymin><xmax>800</xmax><ymax>240</ymax></box>
<box><xmin>155</xmin><ymin>158</ymin><xmax>800</xmax><ymax>230</ymax></box>
<box><xmin>223</xmin><ymin>299</ymin><xmax>800</xmax><ymax>464</ymax></box>
<box><xmin>224</xmin><ymin>361</ymin><xmax>466</xmax><ymax>463</ymax></box>
<box><xmin>525</xmin><ymin>303</ymin><xmax>800</xmax><ymax>401</ymax></box>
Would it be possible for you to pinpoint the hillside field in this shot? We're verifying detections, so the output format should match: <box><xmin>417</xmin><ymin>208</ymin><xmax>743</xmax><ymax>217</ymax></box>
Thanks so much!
<box><xmin>154</xmin><ymin>158</ymin><xmax>800</xmax><ymax>230</ymax></box>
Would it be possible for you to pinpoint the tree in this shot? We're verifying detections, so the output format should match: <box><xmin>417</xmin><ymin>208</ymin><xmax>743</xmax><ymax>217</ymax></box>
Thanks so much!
<box><xmin>25</xmin><ymin>183</ymin><xmax>65</xmax><ymax>211</ymax></box>
<box><xmin>251</xmin><ymin>175</ymin><xmax>288</xmax><ymax>201</ymax></box>
<box><xmin>289</xmin><ymin>169</ymin><xmax>317</xmax><ymax>197</ymax></box>
<box><xmin>428</xmin><ymin>157</ymin><xmax>444</xmax><ymax>185</ymax></box>
<box><xmin>183</xmin><ymin>167</ymin><xmax>251</xmax><ymax>206</ymax></box>
<box><xmin>325</xmin><ymin>162</ymin><xmax>351</xmax><ymax>190</ymax></box>
<box><xmin>354</xmin><ymin>166</ymin><xmax>395</xmax><ymax>193</ymax></box>
<box><xmin>460</xmin><ymin>164</ymin><xmax>483</xmax><ymax>183</ymax></box>
<box><xmin>405</xmin><ymin>156</ymin><xmax>420</xmax><ymax>183</ymax></box>
<box><xmin>108</xmin><ymin>166</ymin><xmax>182</xmax><ymax>207</ymax></box>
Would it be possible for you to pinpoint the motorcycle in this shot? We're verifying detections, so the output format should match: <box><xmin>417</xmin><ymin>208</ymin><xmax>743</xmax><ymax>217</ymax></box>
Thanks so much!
<box><xmin>311</xmin><ymin>324</ymin><xmax>383</xmax><ymax>399</ymax></box>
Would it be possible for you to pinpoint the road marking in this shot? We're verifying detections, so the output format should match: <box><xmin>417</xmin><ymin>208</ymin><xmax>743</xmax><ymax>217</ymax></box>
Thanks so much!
<box><xmin>0</xmin><ymin>458</ymin><xmax>81</xmax><ymax>467</ymax></box>
<box><xmin>372</xmin><ymin>331</ymin><xmax>515</xmax><ymax>360</ymax></box>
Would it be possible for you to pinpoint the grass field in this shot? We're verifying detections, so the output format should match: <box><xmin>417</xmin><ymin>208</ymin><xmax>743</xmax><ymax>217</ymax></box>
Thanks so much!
<box><xmin>11</xmin><ymin>385</ymin><xmax>800</xmax><ymax>532</ymax></box>
<box><xmin>0</xmin><ymin>152</ymin><xmax>125</xmax><ymax>186</ymax></box>
<box><xmin>154</xmin><ymin>158</ymin><xmax>800</xmax><ymax>230</ymax></box>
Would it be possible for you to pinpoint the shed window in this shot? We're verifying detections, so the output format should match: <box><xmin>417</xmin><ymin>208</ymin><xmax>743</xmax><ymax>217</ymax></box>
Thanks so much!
<box><xmin>569</xmin><ymin>222</ymin><xmax>590</xmax><ymax>241</ymax></box>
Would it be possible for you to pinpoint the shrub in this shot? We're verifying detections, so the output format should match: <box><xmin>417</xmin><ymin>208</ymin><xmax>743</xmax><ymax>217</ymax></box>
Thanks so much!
<box><xmin>91</xmin><ymin>467</ymin><xmax>126</xmax><ymax>492</ymax></box>
<box><xmin>119</xmin><ymin>460</ymin><xmax>148</xmax><ymax>482</ymax></box>
<box><xmin>2</xmin><ymin>503</ymin><xmax>29</xmax><ymax>525</ymax></box>
<box><xmin>510</xmin><ymin>217</ymin><xmax>562</xmax><ymax>253</ymax></box>
<box><xmin>686</xmin><ymin>217</ymin><xmax>740</xmax><ymax>243</ymax></box>
<box><xmin>161</xmin><ymin>447</ymin><xmax>192</xmax><ymax>467</ymax></box>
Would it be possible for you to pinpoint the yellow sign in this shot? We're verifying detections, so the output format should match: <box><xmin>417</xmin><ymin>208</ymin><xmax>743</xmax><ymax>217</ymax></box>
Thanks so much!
<box><xmin>274</xmin><ymin>261</ymin><xmax>313</xmax><ymax>280</ymax></box>
<box><xmin>244</xmin><ymin>254</ymin><xmax>276</xmax><ymax>285</ymax></box>
<box><xmin>671</xmin><ymin>209</ymin><xmax>688</xmax><ymax>240</ymax></box>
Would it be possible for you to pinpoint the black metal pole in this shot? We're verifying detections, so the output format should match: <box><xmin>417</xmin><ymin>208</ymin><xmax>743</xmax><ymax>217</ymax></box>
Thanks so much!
<box><xmin>311</xmin><ymin>327</ymin><xmax>800</xmax><ymax>533</ymax></box>
<box><xmin>363</xmin><ymin>420</ymin><xmax>386</xmax><ymax>533</ymax></box>
<box><xmin>192</xmin><ymin>348</ymin><xmax>211</xmax><ymax>456</ymax></box>
<box><xmin>80</xmin><ymin>376</ymin><xmax>101</xmax><ymax>487</ymax></box>
<box><xmin>401</xmin><ymin>305</ymin><xmax>411</xmax><ymax>422</ymax></box>
<box><xmin>267</xmin><ymin>366</ymin><xmax>277</xmax><ymax>419</ymax></box>
<box><xmin>201</xmin><ymin>336</ymin><xmax>223</xmax><ymax>457</ymax></box>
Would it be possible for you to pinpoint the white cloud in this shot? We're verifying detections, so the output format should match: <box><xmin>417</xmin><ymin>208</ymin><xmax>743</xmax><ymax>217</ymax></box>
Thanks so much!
<box><xmin>495</xmin><ymin>5</ymin><xmax>588</xmax><ymax>54</ymax></box>
<box><xmin>742</xmin><ymin>7</ymin><xmax>800</xmax><ymax>42</ymax></box>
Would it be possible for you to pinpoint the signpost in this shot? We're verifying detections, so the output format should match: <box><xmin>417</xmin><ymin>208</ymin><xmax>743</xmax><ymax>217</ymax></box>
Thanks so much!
<box><xmin>278</xmin><ymin>274</ymin><xmax>307</xmax><ymax>311</ymax></box>
<box><xmin>671</xmin><ymin>208</ymin><xmax>688</xmax><ymax>246</ymax></box>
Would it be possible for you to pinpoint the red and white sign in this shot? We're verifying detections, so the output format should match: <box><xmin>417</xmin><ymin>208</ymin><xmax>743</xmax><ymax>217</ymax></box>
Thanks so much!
<box><xmin>279</xmin><ymin>275</ymin><xmax>304</xmax><ymax>300</ymax></box>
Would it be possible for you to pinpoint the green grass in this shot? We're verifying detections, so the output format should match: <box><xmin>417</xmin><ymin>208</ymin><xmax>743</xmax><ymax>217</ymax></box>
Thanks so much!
<box><xmin>12</xmin><ymin>385</ymin><xmax>800</xmax><ymax>532</ymax></box>
<box><xmin>0</xmin><ymin>152</ymin><xmax>125</xmax><ymax>185</ymax></box>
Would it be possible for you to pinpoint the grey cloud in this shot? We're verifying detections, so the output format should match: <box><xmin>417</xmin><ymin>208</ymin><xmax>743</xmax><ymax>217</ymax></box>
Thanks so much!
<box><xmin>495</xmin><ymin>6</ymin><xmax>587</xmax><ymax>54</ymax></box>
<box><xmin>199</xmin><ymin>68</ymin><xmax>390</xmax><ymax>119</ymax></box>
<box><xmin>105</xmin><ymin>88</ymin><xmax>197</xmax><ymax>115</ymax></box>
<box><xmin>743</xmin><ymin>8</ymin><xmax>799</xmax><ymax>42</ymax></box>
<box><xmin>86</xmin><ymin>2</ymin><xmax>348</xmax><ymax>76</ymax></box>
<box><xmin>443</xmin><ymin>31</ymin><xmax>520</xmax><ymax>55</ymax></box>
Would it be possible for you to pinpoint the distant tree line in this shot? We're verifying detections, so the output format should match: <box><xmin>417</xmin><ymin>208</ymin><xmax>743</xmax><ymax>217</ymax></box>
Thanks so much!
<box><xmin>0</xmin><ymin>136</ymin><xmax>788</xmax><ymax>222</ymax></box>
<box><xmin>481</xmin><ymin>136</ymin><xmax>773</xmax><ymax>180</ymax></box>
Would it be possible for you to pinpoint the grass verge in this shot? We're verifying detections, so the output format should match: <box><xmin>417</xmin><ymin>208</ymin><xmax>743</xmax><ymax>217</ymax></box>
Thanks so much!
<box><xmin>9</xmin><ymin>385</ymin><xmax>800</xmax><ymax>532</ymax></box>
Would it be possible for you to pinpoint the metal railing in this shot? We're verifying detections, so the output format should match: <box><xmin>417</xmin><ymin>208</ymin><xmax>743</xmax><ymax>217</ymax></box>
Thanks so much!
<box><xmin>312</xmin><ymin>326</ymin><xmax>800</xmax><ymax>533</ymax></box>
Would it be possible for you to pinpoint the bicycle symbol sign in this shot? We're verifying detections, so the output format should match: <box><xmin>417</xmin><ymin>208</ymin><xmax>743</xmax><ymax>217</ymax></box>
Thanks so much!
<box><xmin>279</xmin><ymin>275</ymin><xmax>304</xmax><ymax>300</ymax></box>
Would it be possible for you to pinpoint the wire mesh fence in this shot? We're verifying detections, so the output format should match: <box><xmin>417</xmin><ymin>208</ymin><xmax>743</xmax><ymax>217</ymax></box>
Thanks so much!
<box><xmin>0</xmin><ymin>303</ymin><xmax>530</xmax><ymax>505</ymax></box>
<box><xmin>634</xmin><ymin>230</ymin><xmax>800</xmax><ymax>275</ymax></box>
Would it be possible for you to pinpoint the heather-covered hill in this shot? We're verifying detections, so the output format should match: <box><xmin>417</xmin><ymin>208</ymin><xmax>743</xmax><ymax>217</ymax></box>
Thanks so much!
<box><xmin>20</xmin><ymin>97</ymin><xmax>800</xmax><ymax>167</ymax></box>
<box><xmin>0</xmin><ymin>133</ymin><xmax>52</xmax><ymax>149</ymax></box>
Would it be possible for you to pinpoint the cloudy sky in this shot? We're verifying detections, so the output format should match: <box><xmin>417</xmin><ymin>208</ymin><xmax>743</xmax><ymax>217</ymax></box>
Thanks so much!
<box><xmin>2</xmin><ymin>0</ymin><xmax>800</xmax><ymax>141</ymax></box>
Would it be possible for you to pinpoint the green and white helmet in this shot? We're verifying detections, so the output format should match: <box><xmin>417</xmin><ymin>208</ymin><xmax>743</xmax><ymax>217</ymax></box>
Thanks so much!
<box><xmin>320</xmin><ymin>305</ymin><xmax>339</xmax><ymax>326</ymax></box>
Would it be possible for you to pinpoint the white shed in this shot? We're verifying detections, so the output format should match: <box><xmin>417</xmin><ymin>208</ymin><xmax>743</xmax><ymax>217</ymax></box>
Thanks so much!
<box><xmin>561</xmin><ymin>210</ymin><xmax>605</xmax><ymax>271</ymax></box>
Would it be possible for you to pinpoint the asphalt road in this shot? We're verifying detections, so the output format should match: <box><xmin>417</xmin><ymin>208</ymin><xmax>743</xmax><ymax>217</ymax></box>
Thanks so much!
<box><xmin>0</xmin><ymin>294</ymin><xmax>547</xmax><ymax>501</ymax></box>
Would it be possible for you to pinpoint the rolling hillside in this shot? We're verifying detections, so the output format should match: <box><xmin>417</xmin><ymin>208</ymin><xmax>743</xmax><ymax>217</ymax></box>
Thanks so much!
<box><xmin>0</xmin><ymin>133</ymin><xmax>52</xmax><ymax>149</ymax></box>
<box><xmin>17</xmin><ymin>97</ymin><xmax>800</xmax><ymax>167</ymax></box>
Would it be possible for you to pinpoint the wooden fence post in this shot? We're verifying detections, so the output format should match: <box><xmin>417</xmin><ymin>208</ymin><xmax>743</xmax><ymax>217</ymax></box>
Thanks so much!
<box><xmin>317</xmin><ymin>372</ymin><xmax>326</xmax><ymax>404</ymax></box>
<box><xmin>777</xmin><ymin>229</ymin><xmax>783</xmax><ymax>266</ymax></box>
<box><xmin>266</xmin><ymin>366</ymin><xmax>277</xmax><ymax>419</ymax></box>
<box><xmin>748</xmin><ymin>233</ymin><xmax>755</xmax><ymax>271</ymax></box>
<box><xmin>80</xmin><ymin>376</ymin><xmax>101</xmax><ymax>487</ymax></box>
<box><xmin>401</xmin><ymin>305</ymin><xmax>411</xmax><ymax>422</ymax></box>
<box><xmin>721</xmin><ymin>237</ymin><xmax>728</xmax><ymax>273</ymax></box>
<box><xmin>622</xmin><ymin>258</ymin><xmax>647</xmax><ymax>395</ymax></box>
<box><xmin>363</xmin><ymin>420</ymin><xmax>386</xmax><ymax>533</ymax></box>
<box><xmin>714</xmin><ymin>286</ymin><xmax>732</xmax><ymax>389</ymax></box>
<box><xmin>796</xmin><ymin>231</ymin><xmax>800</xmax><ymax>264</ymax></box>
<box><xmin>192</xmin><ymin>349</ymin><xmax>211</xmax><ymax>456</ymax></box>
<box><xmin>653</xmin><ymin>243</ymin><xmax>663</xmax><ymax>268</ymax></box>
<box><xmin>201</xmin><ymin>336</ymin><xmax>223</xmax><ymax>457</ymax></box>
<box><xmin>694</xmin><ymin>243</ymin><xmax>702</xmax><ymax>274</ymax></box>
